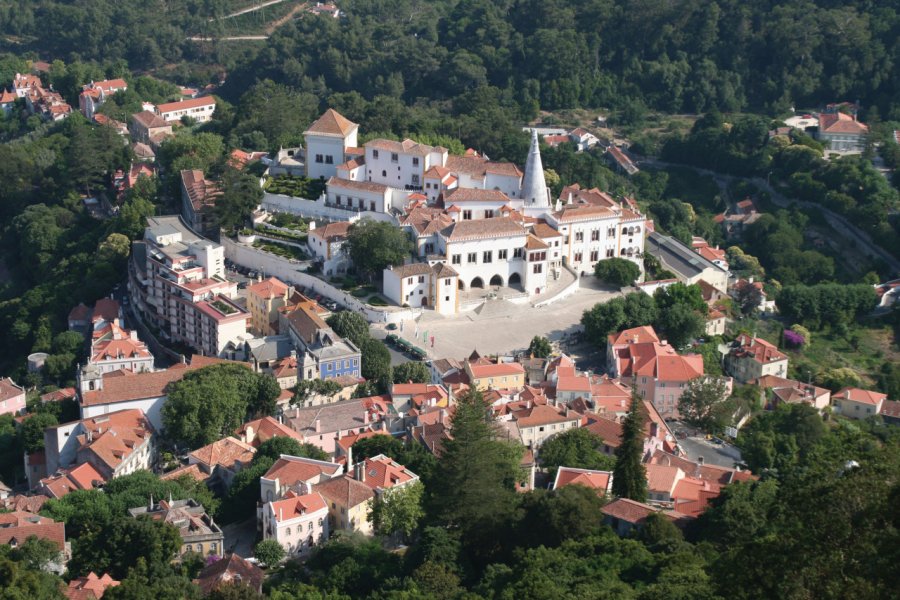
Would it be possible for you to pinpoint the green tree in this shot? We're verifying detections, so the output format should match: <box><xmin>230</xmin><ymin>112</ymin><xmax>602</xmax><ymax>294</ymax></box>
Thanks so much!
<box><xmin>594</xmin><ymin>258</ymin><xmax>641</xmax><ymax>287</ymax></box>
<box><xmin>214</xmin><ymin>166</ymin><xmax>264</xmax><ymax>232</ymax></box>
<box><xmin>370</xmin><ymin>481</ymin><xmax>425</xmax><ymax>541</ymax></box>
<box><xmin>612</xmin><ymin>397</ymin><xmax>648</xmax><ymax>502</ymax></box>
<box><xmin>162</xmin><ymin>365</ymin><xmax>278</xmax><ymax>450</ymax></box>
<box><xmin>678</xmin><ymin>377</ymin><xmax>733</xmax><ymax>432</ymax></box>
<box><xmin>345</xmin><ymin>221</ymin><xmax>413</xmax><ymax>282</ymax></box>
<box><xmin>428</xmin><ymin>388</ymin><xmax>523</xmax><ymax>565</ymax></box>
<box><xmin>392</xmin><ymin>361</ymin><xmax>431</xmax><ymax>384</ymax></box>
<box><xmin>18</xmin><ymin>412</ymin><xmax>58</xmax><ymax>453</ymax></box>
<box><xmin>359</xmin><ymin>337</ymin><xmax>392</xmax><ymax>390</ymax></box>
<box><xmin>538</xmin><ymin>428</ymin><xmax>616</xmax><ymax>478</ymax></box>
<box><xmin>255</xmin><ymin>436</ymin><xmax>328</xmax><ymax>463</ymax></box>
<box><xmin>526</xmin><ymin>335</ymin><xmax>552</xmax><ymax>358</ymax></box>
<box><xmin>325</xmin><ymin>311</ymin><xmax>370</xmax><ymax>347</ymax></box>
<box><xmin>254</xmin><ymin>539</ymin><xmax>286</xmax><ymax>567</ymax></box>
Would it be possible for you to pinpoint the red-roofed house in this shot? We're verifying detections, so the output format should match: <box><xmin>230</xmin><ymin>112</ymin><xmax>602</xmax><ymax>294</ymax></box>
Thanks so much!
<box><xmin>610</xmin><ymin>331</ymin><xmax>705</xmax><ymax>418</ymax></box>
<box><xmin>261</xmin><ymin>491</ymin><xmax>328</xmax><ymax>558</ymax></box>
<box><xmin>817</xmin><ymin>110</ymin><xmax>868</xmax><ymax>152</ymax></box>
<box><xmin>832</xmin><ymin>387</ymin><xmax>887</xmax><ymax>420</ymax></box>
<box><xmin>725</xmin><ymin>335</ymin><xmax>788</xmax><ymax>383</ymax></box>
<box><xmin>65</xmin><ymin>571</ymin><xmax>119</xmax><ymax>599</ymax></box>
<box><xmin>0</xmin><ymin>378</ymin><xmax>26</xmax><ymax>417</ymax></box>
<box><xmin>156</xmin><ymin>96</ymin><xmax>216</xmax><ymax>123</ymax></box>
<box><xmin>552</xmin><ymin>466</ymin><xmax>612</xmax><ymax>494</ymax></box>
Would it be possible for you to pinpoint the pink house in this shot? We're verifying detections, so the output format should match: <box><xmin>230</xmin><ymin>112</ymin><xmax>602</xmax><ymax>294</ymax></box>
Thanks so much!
<box><xmin>0</xmin><ymin>378</ymin><xmax>26</xmax><ymax>416</ymax></box>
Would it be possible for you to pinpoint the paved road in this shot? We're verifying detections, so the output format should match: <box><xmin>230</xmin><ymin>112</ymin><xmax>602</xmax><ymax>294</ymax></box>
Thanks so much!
<box><xmin>639</xmin><ymin>158</ymin><xmax>900</xmax><ymax>274</ymax></box>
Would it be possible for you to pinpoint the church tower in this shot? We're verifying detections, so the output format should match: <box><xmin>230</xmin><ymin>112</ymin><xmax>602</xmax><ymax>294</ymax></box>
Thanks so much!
<box><xmin>521</xmin><ymin>129</ymin><xmax>551</xmax><ymax>209</ymax></box>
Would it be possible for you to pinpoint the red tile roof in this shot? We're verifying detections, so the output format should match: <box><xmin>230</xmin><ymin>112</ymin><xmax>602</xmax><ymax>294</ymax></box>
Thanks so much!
<box><xmin>305</xmin><ymin>109</ymin><xmax>357</xmax><ymax>137</ymax></box>
<box><xmin>195</xmin><ymin>554</ymin><xmax>264</xmax><ymax>595</ymax></box>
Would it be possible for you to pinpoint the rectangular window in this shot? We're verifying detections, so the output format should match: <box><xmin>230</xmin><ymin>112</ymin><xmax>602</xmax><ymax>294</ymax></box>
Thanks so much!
<box><xmin>467</xmin><ymin>252</ymin><xmax>477</xmax><ymax>264</ymax></box>
<box><xmin>533</xmin><ymin>264</ymin><xmax>542</xmax><ymax>274</ymax></box>
<box><xmin>498</xmin><ymin>249</ymin><xmax>508</xmax><ymax>260</ymax></box>
<box><xmin>483</xmin><ymin>251</ymin><xmax>492</xmax><ymax>263</ymax></box>
<box><xmin>452</xmin><ymin>254</ymin><xmax>461</xmax><ymax>265</ymax></box>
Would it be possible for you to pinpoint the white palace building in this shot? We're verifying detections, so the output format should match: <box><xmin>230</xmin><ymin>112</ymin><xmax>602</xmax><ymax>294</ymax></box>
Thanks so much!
<box><xmin>300</xmin><ymin>109</ymin><xmax>648</xmax><ymax>315</ymax></box>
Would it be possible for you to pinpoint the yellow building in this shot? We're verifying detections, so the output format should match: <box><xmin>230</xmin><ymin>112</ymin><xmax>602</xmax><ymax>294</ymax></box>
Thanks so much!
<box><xmin>246</xmin><ymin>277</ymin><xmax>290</xmax><ymax>336</ymax></box>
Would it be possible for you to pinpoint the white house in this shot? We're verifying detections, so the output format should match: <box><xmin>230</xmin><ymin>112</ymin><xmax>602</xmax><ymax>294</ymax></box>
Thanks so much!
<box><xmin>261</xmin><ymin>491</ymin><xmax>329</xmax><ymax>558</ymax></box>
<box><xmin>304</xmin><ymin>109</ymin><xmax>359</xmax><ymax>181</ymax></box>
<box><xmin>156</xmin><ymin>97</ymin><xmax>216</xmax><ymax>123</ymax></box>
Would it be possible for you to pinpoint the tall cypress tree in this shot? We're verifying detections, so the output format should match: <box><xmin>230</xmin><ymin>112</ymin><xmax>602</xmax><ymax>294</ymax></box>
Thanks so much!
<box><xmin>612</xmin><ymin>395</ymin><xmax>648</xmax><ymax>501</ymax></box>
<box><xmin>428</xmin><ymin>388</ymin><xmax>523</xmax><ymax>564</ymax></box>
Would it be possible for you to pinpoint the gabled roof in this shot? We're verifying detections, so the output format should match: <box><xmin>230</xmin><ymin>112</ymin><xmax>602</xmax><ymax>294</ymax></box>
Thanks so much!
<box><xmin>819</xmin><ymin>111</ymin><xmax>868</xmax><ymax>135</ymax></box>
<box><xmin>305</xmin><ymin>109</ymin><xmax>357</xmax><ymax>137</ymax></box>
<box><xmin>156</xmin><ymin>96</ymin><xmax>215</xmax><ymax>114</ymax></box>
<box><xmin>553</xmin><ymin>467</ymin><xmax>612</xmax><ymax>493</ymax></box>
<box><xmin>835</xmin><ymin>387</ymin><xmax>887</xmax><ymax>406</ymax></box>
<box><xmin>263</xmin><ymin>455</ymin><xmax>343</xmax><ymax>487</ymax></box>
<box><xmin>314</xmin><ymin>474</ymin><xmax>375</xmax><ymax>508</ymax></box>
<box><xmin>269</xmin><ymin>491</ymin><xmax>327</xmax><ymax>522</ymax></box>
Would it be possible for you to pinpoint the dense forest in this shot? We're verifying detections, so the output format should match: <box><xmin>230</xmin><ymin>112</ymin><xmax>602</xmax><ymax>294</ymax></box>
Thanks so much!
<box><xmin>2</xmin><ymin>0</ymin><xmax>899</xmax><ymax>119</ymax></box>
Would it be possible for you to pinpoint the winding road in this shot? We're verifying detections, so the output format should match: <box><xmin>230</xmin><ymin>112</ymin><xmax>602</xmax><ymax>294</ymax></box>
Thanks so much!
<box><xmin>638</xmin><ymin>157</ymin><xmax>900</xmax><ymax>274</ymax></box>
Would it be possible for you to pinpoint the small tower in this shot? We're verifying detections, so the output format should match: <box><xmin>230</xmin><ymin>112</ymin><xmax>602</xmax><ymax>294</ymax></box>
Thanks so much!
<box><xmin>521</xmin><ymin>129</ymin><xmax>551</xmax><ymax>209</ymax></box>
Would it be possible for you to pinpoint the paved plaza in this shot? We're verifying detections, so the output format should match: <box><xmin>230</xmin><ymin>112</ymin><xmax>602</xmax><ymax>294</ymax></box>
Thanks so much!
<box><xmin>375</xmin><ymin>278</ymin><xmax>622</xmax><ymax>361</ymax></box>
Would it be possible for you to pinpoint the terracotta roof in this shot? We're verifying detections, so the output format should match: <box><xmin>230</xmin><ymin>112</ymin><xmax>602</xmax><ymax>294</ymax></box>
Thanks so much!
<box><xmin>131</xmin><ymin>110</ymin><xmax>168</xmax><ymax>129</ymax></box>
<box><xmin>553</xmin><ymin>467</ymin><xmax>611</xmax><ymax>492</ymax></box>
<box><xmin>819</xmin><ymin>111</ymin><xmax>868</xmax><ymax>135</ymax></box>
<box><xmin>835</xmin><ymin>387</ymin><xmax>887</xmax><ymax>406</ymax></box>
<box><xmin>156</xmin><ymin>96</ymin><xmax>215</xmax><ymax>114</ymax></box>
<box><xmin>195</xmin><ymin>554</ymin><xmax>264</xmax><ymax>595</ymax></box>
<box><xmin>731</xmin><ymin>335</ymin><xmax>787</xmax><ymax>365</ymax></box>
<box><xmin>65</xmin><ymin>572</ymin><xmax>120</xmax><ymax>600</ymax></box>
<box><xmin>0</xmin><ymin>511</ymin><xmax>66</xmax><ymax>550</ymax></box>
<box><xmin>513</xmin><ymin>404</ymin><xmax>578</xmax><ymax>427</ymax></box>
<box><xmin>358</xmin><ymin>454</ymin><xmax>417</xmax><ymax>491</ymax></box>
<box><xmin>269</xmin><ymin>491</ymin><xmax>327</xmax><ymax>522</ymax></box>
<box><xmin>531</xmin><ymin>222</ymin><xmax>562</xmax><ymax>239</ymax></box>
<box><xmin>388</xmin><ymin>262</ymin><xmax>433</xmax><ymax>278</ymax></box>
<box><xmin>305</xmin><ymin>109</ymin><xmax>357</xmax><ymax>137</ymax></box>
<box><xmin>189</xmin><ymin>436</ymin><xmax>255</xmax><ymax>471</ymax></box>
<box><xmin>366</xmin><ymin>138</ymin><xmax>433</xmax><ymax>156</ymax></box>
<box><xmin>263</xmin><ymin>455</ymin><xmax>343</xmax><ymax>487</ymax></box>
<box><xmin>160</xmin><ymin>463</ymin><xmax>208</xmax><ymax>483</ymax></box>
<box><xmin>40</xmin><ymin>462</ymin><xmax>105</xmax><ymax>499</ymax></box>
<box><xmin>235</xmin><ymin>416</ymin><xmax>304</xmax><ymax>447</ymax></box>
<box><xmin>442</xmin><ymin>217</ymin><xmax>525</xmax><ymax>242</ymax></box>
<box><xmin>326</xmin><ymin>176</ymin><xmax>388</xmax><ymax>194</ymax></box>
<box><xmin>314</xmin><ymin>474</ymin><xmax>375</xmax><ymax>508</ymax></box>
<box><xmin>443</xmin><ymin>188</ymin><xmax>509</xmax><ymax>203</ymax></box>
<box><xmin>247</xmin><ymin>277</ymin><xmax>289</xmax><ymax>300</ymax></box>
<box><xmin>309</xmin><ymin>221</ymin><xmax>352</xmax><ymax>243</ymax></box>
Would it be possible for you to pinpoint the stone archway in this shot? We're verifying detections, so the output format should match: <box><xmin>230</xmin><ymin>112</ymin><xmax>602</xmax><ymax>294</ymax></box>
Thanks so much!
<box><xmin>471</xmin><ymin>277</ymin><xmax>485</xmax><ymax>289</ymax></box>
<box><xmin>489</xmin><ymin>274</ymin><xmax>504</xmax><ymax>286</ymax></box>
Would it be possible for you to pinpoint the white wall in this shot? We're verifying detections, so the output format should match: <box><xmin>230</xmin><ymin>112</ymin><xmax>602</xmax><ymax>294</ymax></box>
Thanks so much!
<box><xmin>306</xmin><ymin>136</ymin><xmax>346</xmax><ymax>180</ymax></box>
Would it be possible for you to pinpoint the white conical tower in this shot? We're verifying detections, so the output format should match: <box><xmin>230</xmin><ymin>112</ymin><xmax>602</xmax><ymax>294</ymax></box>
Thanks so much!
<box><xmin>521</xmin><ymin>129</ymin><xmax>551</xmax><ymax>208</ymax></box>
